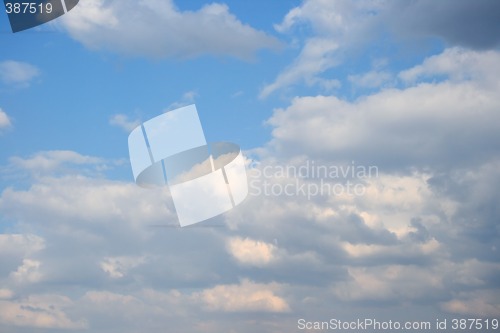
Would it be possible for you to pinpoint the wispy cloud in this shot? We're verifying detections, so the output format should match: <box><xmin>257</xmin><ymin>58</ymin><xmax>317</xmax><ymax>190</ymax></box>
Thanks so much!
<box><xmin>166</xmin><ymin>90</ymin><xmax>198</xmax><ymax>110</ymax></box>
<box><xmin>0</xmin><ymin>108</ymin><xmax>12</xmax><ymax>130</ymax></box>
<box><xmin>0</xmin><ymin>60</ymin><xmax>40</xmax><ymax>87</ymax></box>
<box><xmin>109</xmin><ymin>114</ymin><xmax>141</xmax><ymax>132</ymax></box>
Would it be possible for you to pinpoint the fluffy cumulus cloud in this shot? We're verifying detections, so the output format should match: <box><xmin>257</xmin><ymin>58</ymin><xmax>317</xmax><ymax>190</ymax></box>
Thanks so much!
<box><xmin>245</xmin><ymin>46</ymin><xmax>500</xmax><ymax>323</ymax></box>
<box><xmin>226</xmin><ymin>237</ymin><xmax>278</xmax><ymax>266</ymax></box>
<box><xmin>197</xmin><ymin>279</ymin><xmax>290</xmax><ymax>313</ymax></box>
<box><xmin>265</xmin><ymin>48</ymin><xmax>500</xmax><ymax>171</ymax></box>
<box><xmin>0</xmin><ymin>149</ymin><xmax>293</xmax><ymax>331</ymax></box>
<box><xmin>60</xmin><ymin>0</ymin><xmax>281</xmax><ymax>59</ymax></box>
<box><xmin>1</xmin><ymin>45</ymin><xmax>500</xmax><ymax>329</ymax></box>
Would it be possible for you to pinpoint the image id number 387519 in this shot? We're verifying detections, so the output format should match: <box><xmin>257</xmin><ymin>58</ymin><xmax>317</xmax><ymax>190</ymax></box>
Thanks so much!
<box><xmin>5</xmin><ymin>2</ymin><xmax>53</xmax><ymax>14</ymax></box>
<box><xmin>450</xmin><ymin>318</ymin><xmax>499</xmax><ymax>330</ymax></box>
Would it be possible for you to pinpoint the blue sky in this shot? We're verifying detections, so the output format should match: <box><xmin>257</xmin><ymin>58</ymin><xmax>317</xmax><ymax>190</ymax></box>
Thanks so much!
<box><xmin>1</xmin><ymin>0</ymin><xmax>500</xmax><ymax>332</ymax></box>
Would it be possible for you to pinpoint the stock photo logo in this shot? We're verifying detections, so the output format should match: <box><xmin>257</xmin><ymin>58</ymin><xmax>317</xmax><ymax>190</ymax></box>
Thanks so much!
<box><xmin>128</xmin><ymin>104</ymin><xmax>248</xmax><ymax>227</ymax></box>
<box><xmin>3</xmin><ymin>0</ymin><xmax>79</xmax><ymax>33</ymax></box>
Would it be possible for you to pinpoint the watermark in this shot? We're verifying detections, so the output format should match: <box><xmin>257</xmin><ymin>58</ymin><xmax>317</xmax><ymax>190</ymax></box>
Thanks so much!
<box><xmin>128</xmin><ymin>105</ymin><xmax>248</xmax><ymax>227</ymax></box>
<box><xmin>297</xmin><ymin>318</ymin><xmax>499</xmax><ymax>331</ymax></box>
<box><xmin>4</xmin><ymin>0</ymin><xmax>80</xmax><ymax>33</ymax></box>
<box><xmin>248</xmin><ymin>160</ymin><xmax>378</xmax><ymax>199</ymax></box>
<box><xmin>298</xmin><ymin>318</ymin><xmax>432</xmax><ymax>331</ymax></box>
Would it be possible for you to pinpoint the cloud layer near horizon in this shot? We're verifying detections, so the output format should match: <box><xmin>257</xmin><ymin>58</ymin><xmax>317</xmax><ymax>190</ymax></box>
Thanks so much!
<box><xmin>1</xmin><ymin>44</ymin><xmax>500</xmax><ymax>331</ymax></box>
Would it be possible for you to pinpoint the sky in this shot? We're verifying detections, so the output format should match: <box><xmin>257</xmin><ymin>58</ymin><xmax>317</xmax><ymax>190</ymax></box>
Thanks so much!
<box><xmin>0</xmin><ymin>0</ymin><xmax>500</xmax><ymax>332</ymax></box>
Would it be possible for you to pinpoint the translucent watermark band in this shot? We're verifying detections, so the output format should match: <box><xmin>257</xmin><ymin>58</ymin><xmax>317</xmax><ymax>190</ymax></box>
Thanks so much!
<box><xmin>128</xmin><ymin>105</ymin><xmax>248</xmax><ymax>227</ymax></box>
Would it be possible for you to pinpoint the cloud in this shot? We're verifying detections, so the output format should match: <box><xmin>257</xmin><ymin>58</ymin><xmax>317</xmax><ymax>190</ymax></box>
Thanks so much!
<box><xmin>197</xmin><ymin>279</ymin><xmax>290</xmax><ymax>313</ymax></box>
<box><xmin>226</xmin><ymin>45</ymin><xmax>500</xmax><ymax>319</ymax></box>
<box><xmin>166</xmin><ymin>90</ymin><xmax>198</xmax><ymax>110</ymax></box>
<box><xmin>0</xmin><ymin>294</ymin><xmax>86</xmax><ymax>329</ymax></box>
<box><xmin>0</xmin><ymin>234</ymin><xmax>45</xmax><ymax>281</ymax></box>
<box><xmin>0</xmin><ymin>234</ymin><xmax>45</xmax><ymax>256</ymax></box>
<box><xmin>1</xmin><ymin>132</ymin><xmax>499</xmax><ymax>330</ymax></box>
<box><xmin>441</xmin><ymin>290</ymin><xmax>500</xmax><ymax>317</ymax></box>
<box><xmin>0</xmin><ymin>289</ymin><xmax>13</xmax><ymax>300</ymax></box>
<box><xmin>109</xmin><ymin>114</ymin><xmax>141</xmax><ymax>132</ymax></box>
<box><xmin>265</xmin><ymin>48</ymin><xmax>500</xmax><ymax>170</ymax></box>
<box><xmin>259</xmin><ymin>37</ymin><xmax>340</xmax><ymax>98</ymax></box>
<box><xmin>100</xmin><ymin>256</ymin><xmax>147</xmax><ymax>279</ymax></box>
<box><xmin>387</xmin><ymin>0</ymin><xmax>500</xmax><ymax>50</ymax></box>
<box><xmin>0</xmin><ymin>176</ymin><xmax>175</xmax><ymax>230</ymax></box>
<box><xmin>0</xmin><ymin>108</ymin><xmax>12</xmax><ymax>129</ymax></box>
<box><xmin>110</xmin><ymin>91</ymin><xmax>200</xmax><ymax>138</ymax></box>
<box><xmin>0</xmin><ymin>60</ymin><xmax>40</xmax><ymax>87</ymax></box>
<box><xmin>6</xmin><ymin>150</ymin><xmax>120</xmax><ymax>180</ymax></box>
<box><xmin>333</xmin><ymin>265</ymin><xmax>443</xmax><ymax>302</ymax></box>
<box><xmin>1</xmin><ymin>40</ymin><xmax>499</xmax><ymax>329</ymax></box>
<box><xmin>348</xmin><ymin>70</ymin><xmax>393</xmax><ymax>89</ymax></box>
<box><xmin>10</xmin><ymin>259</ymin><xmax>43</xmax><ymax>284</ymax></box>
<box><xmin>226</xmin><ymin>237</ymin><xmax>277</xmax><ymax>266</ymax></box>
<box><xmin>399</xmin><ymin>47</ymin><xmax>500</xmax><ymax>86</ymax></box>
<box><xmin>9</xmin><ymin>150</ymin><xmax>103</xmax><ymax>171</ymax></box>
<box><xmin>263</xmin><ymin>0</ymin><xmax>500</xmax><ymax>97</ymax></box>
<box><xmin>261</xmin><ymin>0</ymin><xmax>382</xmax><ymax>97</ymax></box>
<box><xmin>60</xmin><ymin>0</ymin><xmax>281</xmax><ymax>60</ymax></box>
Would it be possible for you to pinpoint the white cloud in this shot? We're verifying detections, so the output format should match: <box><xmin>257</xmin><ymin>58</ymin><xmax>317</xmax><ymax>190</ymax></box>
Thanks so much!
<box><xmin>333</xmin><ymin>265</ymin><xmax>443</xmax><ymax>302</ymax></box>
<box><xmin>399</xmin><ymin>47</ymin><xmax>500</xmax><ymax>87</ymax></box>
<box><xmin>197</xmin><ymin>279</ymin><xmax>290</xmax><ymax>313</ymax></box>
<box><xmin>0</xmin><ymin>175</ymin><xmax>175</xmax><ymax>229</ymax></box>
<box><xmin>10</xmin><ymin>259</ymin><xmax>43</xmax><ymax>284</ymax></box>
<box><xmin>221</xmin><ymin>46</ymin><xmax>500</xmax><ymax>322</ymax></box>
<box><xmin>1</xmin><ymin>38</ymin><xmax>500</xmax><ymax>330</ymax></box>
<box><xmin>0</xmin><ymin>60</ymin><xmax>40</xmax><ymax>87</ymax></box>
<box><xmin>0</xmin><ymin>234</ymin><xmax>45</xmax><ymax>260</ymax></box>
<box><xmin>60</xmin><ymin>0</ymin><xmax>281</xmax><ymax>60</ymax></box>
<box><xmin>260</xmin><ymin>37</ymin><xmax>339</xmax><ymax>98</ymax></box>
<box><xmin>265</xmin><ymin>49</ymin><xmax>500</xmax><ymax>169</ymax></box>
<box><xmin>0</xmin><ymin>108</ymin><xmax>12</xmax><ymax>129</ymax></box>
<box><xmin>262</xmin><ymin>0</ymin><xmax>381</xmax><ymax>97</ymax></box>
<box><xmin>226</xmin><ymin>237</ymin><xmax>277</xmax><ymax>266</ymax></box>
<box><xmin>266</xmin><ymin>0</ymin><xmax>500</xmax><ymax>97</ymax></box>
<box><xmin>77</xmin><ymin>286</ymin><xmax>289</xmax><ymax>331</ymax></box>
<box><xmin>274</xmin><ymin>0</ymin><xmax>379</xmax><ymax>38</ymax></box>
<box><xmin>109</xmin><ymin>114</ymin><xmax>141</xmax><ymax>132</ymax></box>
<box><xmin>348</xmin><ymin>70</ymin><xmax>393</xmax><ymax>89</ymax></box>
<box><xmin>9</xmin><ymin>150</ymin><xmax>104</xmax><ymax>173</ymax></box>
<box><xmin>100</xmin><ymin>256</ymin><xmax>147</xmax><ymax>279</ymax></box>
<box><xmin>341</xmin><ymin>238</ymin><xmax>440</xmax><ymax>259</ymax></box>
